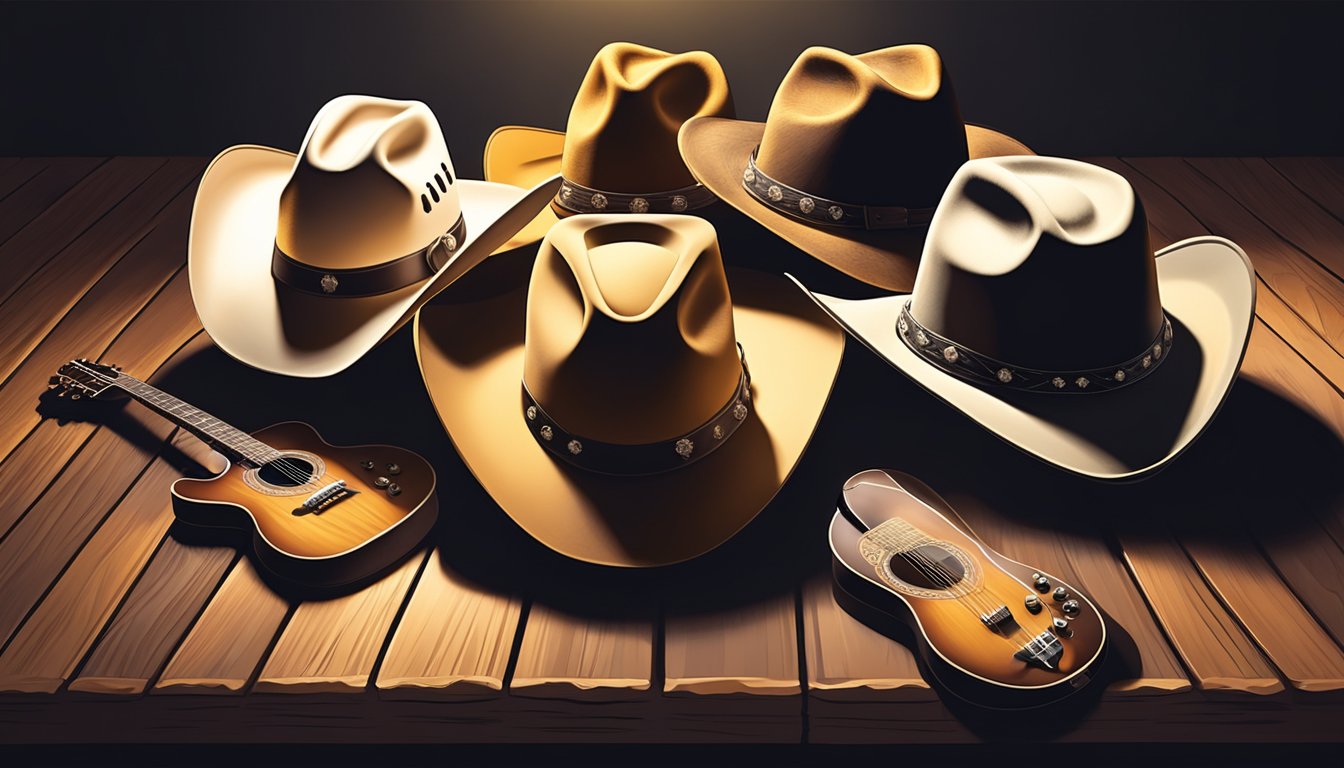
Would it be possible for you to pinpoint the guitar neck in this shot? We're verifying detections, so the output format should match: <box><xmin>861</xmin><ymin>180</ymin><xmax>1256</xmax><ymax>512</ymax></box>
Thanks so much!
<box><xmin>112</xmin><ymin>374</ymin><xmax>281</xmax><ymax>467</ymax></box>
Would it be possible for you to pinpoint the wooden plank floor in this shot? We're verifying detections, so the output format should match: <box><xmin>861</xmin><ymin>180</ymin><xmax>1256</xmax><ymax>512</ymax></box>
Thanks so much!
<box><xmin>1</xmin><ymin>157</ymin><xmax>1343</xmax><ymax>744</ymax></box>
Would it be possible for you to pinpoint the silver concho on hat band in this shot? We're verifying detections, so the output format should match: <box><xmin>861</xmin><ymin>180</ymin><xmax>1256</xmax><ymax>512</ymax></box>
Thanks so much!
<box><xmin>271</xmin><ymin>214</ymin><xmax>466</xmax><ymax>298</ymax></box>
<box><xmin>896</xmin><ymin>301</ymin><xmax>1174</xmax><ymax>394</ymax></box>
<box><xmin>554</xmin><ymin>177</ymin><xmax>718</xmax><ymax>215</ymax></box>
<box><xmin>743</xmin><ymin>148</ymin><xmax>937</xmax><ymax>231</ymax></box>
<box><xmin>522</xmin><ymin>345</ymin><xmax>754</xmax><ymax>475</ymax></box>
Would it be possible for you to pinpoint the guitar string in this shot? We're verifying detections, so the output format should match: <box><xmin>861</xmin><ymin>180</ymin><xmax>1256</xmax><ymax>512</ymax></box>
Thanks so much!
<box><xmin>74</xmin><ymin>365</ymin><xmax>338</xmax><ymax>492</ymax></box>
<box><xmin>875</xmin><ymin>524</ymin><xmax>1038</xmax><ymax>649</ymax></box>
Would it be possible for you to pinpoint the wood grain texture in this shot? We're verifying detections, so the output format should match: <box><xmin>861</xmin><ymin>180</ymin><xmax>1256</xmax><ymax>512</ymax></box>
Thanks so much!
<box><xmin>0</xmin><ymin>158</ymin><xmax>104</xmax><ymax>245</ymax></box>
<box><xmin>0</xmin><ymin>157</ymin><xmax>165</xmax><ymax>308</ymax></box>
<box><xmin>375</xmin><ymin>548</ymin><xmax>522</xmax><ymax>697</ymax></box>
<box><xmin>0</xmin><ymin>160</ymin><xmax>201</xmax><ymax>396</ymax></box>
<box><xmin>1118</xmin><ymin>533</ymin><xmax>1282</xmax><ymax>694</ymax></box>
<box><xmin>0</xmin><ymin>157</ymin><xmax>43</xmax><ymax>201</ymax></box>
<box><xmin>800</xmin><ymin>575</ymin><xmax>932</xmax><ymax>700</ymax></box>
<box><xmin>154</xmin><ymin>556</ymin><xmax>290</xmax><ymax>695</ymax></box>
<box><xmin>664</xmin><ymin>593</ymin><xmax>800</xmax><ymax>696</ymax></box>
<box><xmin>69</xmin><ymin>537</ymin><xmax>235</xmax><ymax>695</ymax></box>
<box><xmin>1256</xmin><ymin>520</ymin><xmax>1344</xmax><ymax>650</ymax></box>
<box><xmin>0</xmin><ymin>186</ymin><xmax>196</xmax><ymax>464</ymax></box>
<box><xmin>510</xmin><ymin>602</ymin><xmax>653</xmax><ymax>699</ymax></box>
<box><xmin>0</xmin><ymin>271</ymin><xmax>201</xmax><ymax>538</ymax></box>
<box><xmin>253</xmin><ymin>551</ymin><xmax>426</xmax><ymax>694</ymax></box>
<box><xmin>1123</xmin><ymin>157</ymin><xmax>1344</xmax><ymax>358</ymax></box>
<box><xmin>1267</xmin><ymin>157</ymin><xmax>1344</xmax><ymax>223</ymax></box>
<box><xmin>946</xmin><ymin>496</ymin><xmax>1190</xmax><ymax>695</ymax></box>
<box><xmin>0</xmin><ymin>428</ymin><xmax>212</xmax><ymax>693</ymax></box>
<box><xmin>1181</xmin><ymin>533</ymin><xmax>1344</xmax><ymax>692</ymax></box>
<box><xmin>1088</xmin><ymin>156</ymin><xmax>1344</xmax><ymax>393</ymax></box>
<box><xmin>1187</xmin><ymin>157</ymin><xmax>1344</xmax><ymax>281</ymax></box>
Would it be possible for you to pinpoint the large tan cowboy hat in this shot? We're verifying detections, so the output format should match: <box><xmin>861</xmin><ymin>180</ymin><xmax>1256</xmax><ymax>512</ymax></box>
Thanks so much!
<box><xmin>189</xmin><ymin>94</ymin><xmax>561</xmax><ymax>378</ymax></box>
<box><xmin>483</xmin><ymin>42</ymin><xmax>734</xmax><ymax>249</ymax></box>
<box><xmin>415</xmin><ymin>214</ymin><xmax>844</xmax><ymax>566</ymax></box>
<box><xmin>795</xmin><ymin>156</ymin><xmax>1256</xmax><ymax>481</ymax></box>
<box><xmin>679</xmin><ymin>44</ymin><xmax>1033</xmax><ymax>292</ymax></box>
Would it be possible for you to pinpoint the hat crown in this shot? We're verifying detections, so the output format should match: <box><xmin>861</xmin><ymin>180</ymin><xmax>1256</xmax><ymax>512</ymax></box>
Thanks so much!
<box><xmin>755</xmin><ymin>45</ymin><xmax>969</xmax><ymax>208</ymax></box>
<box><xmin>561</xmin><ymin>43</ymin><xmax>735</xmax><ymax>193</ymax></box>
<box><xmin>276</xmin><ymin>95</ymin><xmax>462</xmax><ymax>270</ymax></box>
<box><xmin>910</xmin><ymin>156</ymin><xmax>1164</xmax><ymax>371</ymax></box>
<box><xmin>523</xmin><ymin>215</ymin><xmax>743</xmax><ymax>445</ymax></box>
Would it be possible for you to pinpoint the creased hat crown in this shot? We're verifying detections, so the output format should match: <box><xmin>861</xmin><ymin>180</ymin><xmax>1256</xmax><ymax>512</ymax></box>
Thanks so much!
<box><xmin>275</xmin><ymin>95</ymin><xmax>462</xmax><ymax>271</ymax></box>
<box><xmin>561</xmin><ymin>43</ymin><xmax>735</xmax><ymax>193</ymax></box>
<box><xmin>911</xmin><ymin>156</ymin><xmax>1163</xmax><ymax>371</ymax></box>
<box><xmin>522</xmin><ymin>215</ymin><xmax>743</xmax><ymax>445</ymax></box>
<box><xmin>754</xmin><ymin>45</ymin><xmax>969</xmax><ymax>209</ymax></box>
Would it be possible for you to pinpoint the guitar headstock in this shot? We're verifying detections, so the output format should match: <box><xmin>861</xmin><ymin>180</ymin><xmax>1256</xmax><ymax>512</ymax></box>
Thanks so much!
<box><xmin>50</xmin><ymin>359</ymin><xmax>123</xmax><ymax>400</ymax></box>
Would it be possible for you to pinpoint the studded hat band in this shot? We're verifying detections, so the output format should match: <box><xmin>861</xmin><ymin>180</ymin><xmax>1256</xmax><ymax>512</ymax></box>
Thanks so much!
<box><xmin>522</xmin><ymin>346</ymin><xmax>754</xmax><ymax>476</ymax></box>
<box><xmin>897</xmin><ymin>301</ymin><xmax>1174</xmax><ymax>393</ymax></box>
<box><xmin>271</xmin><ymin>215</ymin><xmax>466</xmax><ymax>298</ymax></box>
<box><xmin>554</xmin><ymin>177</ymin><xmax>718</xmax><ymax>216</ymax></box>
<box><xmin>743</xmin><ymin>149</ymin><xmax>938</xmax><ymax>231</ymax></box>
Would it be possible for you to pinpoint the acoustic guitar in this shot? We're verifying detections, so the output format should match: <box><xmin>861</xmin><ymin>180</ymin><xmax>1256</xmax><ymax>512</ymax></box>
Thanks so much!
<box><xmin>830</xmin><ymin>469</ymin><xmax>1107</xmax><ymax>709</ymax></box>
<box><xmin>51</xmin><ymin>359</ymin><xmax>437</xmax><ymax>588</ymax></box>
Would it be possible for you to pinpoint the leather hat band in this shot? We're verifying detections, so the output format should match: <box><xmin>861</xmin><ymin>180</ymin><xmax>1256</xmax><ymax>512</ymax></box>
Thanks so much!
<box><xmin>271</xmin><ymin>215</ymin><xmax>466</xmax><ymax>298</ymax></box>
<box><xmin>897</xmin><ymin>301</ymin><xmax>1174</xmax><ymax>393</ymax></box>
<box><xmin>554</xmin><ymin>177</ymin><xmax>717</xmax><ymax>216</ymax></box>
<box><xmin>522</xmin><ymin>345</ymin><xmax>753</xmax><ymax>476</ymax></box>
<box><xmin>743</xmin><ymin>149</ymin><xmax>937</xmax><ymax>231</ymax></box>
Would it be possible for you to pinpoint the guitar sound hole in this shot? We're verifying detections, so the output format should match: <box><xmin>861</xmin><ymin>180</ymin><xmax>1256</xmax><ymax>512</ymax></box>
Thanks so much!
<box><xmin>257</xmin><ymin>456</ymin><xmax>316</xmax><ymax>487</ymax></box>
<box><xmin>889</xmin><ymin>545</ymin><xmax>967</xmax><ymax>590</ymax></box>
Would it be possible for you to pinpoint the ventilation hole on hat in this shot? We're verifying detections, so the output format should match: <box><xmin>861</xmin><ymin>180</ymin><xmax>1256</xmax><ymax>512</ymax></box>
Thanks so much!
<box><xmin>435</xmin><ymin>173</ymin><xmax>447</xmax><ymax>193</ymax></box>
<box><xmin>441</xmin><ymin>162</ymin><xmax>453</xmax><ymax>185</ymax></box>
<box><xmin>421</xmin><ymin>194</ymin><xmax>431</xmax><ymax>213</ymax></box>
<box><xmin>426</xmin><ymin>183</ymin><xmax>440</xmax><ymax>203</ymax></box>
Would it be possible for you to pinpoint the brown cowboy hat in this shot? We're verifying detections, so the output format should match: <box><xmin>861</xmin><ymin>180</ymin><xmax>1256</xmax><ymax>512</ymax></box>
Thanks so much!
<box><xmin>415</xmin><ymin>214</ymin><xmax>844</xmax><ymax>566</ymax></box>
<box><xmin>679</xmin><ymin>44</ymin><xmax>1032</xmax><ymax>292</ymax></box>
<box><xmin>795</xmin><ymin>156</ymin><xmax>1256</xmax><ymax>481</ymax></box>
<box><xmin>483</xmin><ymin>42</ymin><xmax>734</xmax><ymax>248</ymax></box>
<box><xmin>189</xmin><ymin>95</ymin><xmax>559</xmax><ymax>377</ymax></box>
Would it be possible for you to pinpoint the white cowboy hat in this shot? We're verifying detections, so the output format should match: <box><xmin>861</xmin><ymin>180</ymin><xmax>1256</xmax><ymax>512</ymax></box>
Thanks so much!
<box><xmin>795</xmin><ymin>156</ymin><xmax>1256</xmax><ymax>481</ymax></box>
<box><xmin>189</xmin><ymin>94</ymin><xmax>561</xmax><ymax>377</ymax></box>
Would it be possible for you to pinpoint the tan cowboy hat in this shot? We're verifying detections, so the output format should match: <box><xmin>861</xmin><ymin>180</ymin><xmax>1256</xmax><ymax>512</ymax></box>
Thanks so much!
<box><xmin>679</xmin><ymin>44</ymin><xmax>1033</xmax><ymax>292</ymax></box>
<box><xmin>189</xmin><ymin>94</ymin><xmax>561</xmax><ymax>378</ymax></box>
<box><xmin>415</xmin><ymin>214</ymin><xmax>844</xmax><ymax>566</ymax></box>
<box><xmin>795</xmin><ymin>156</ymin><xmax>1256</xmax><ymax>481</ymax></box>
<box><xmin>483</xmin><ymin>42</ymin><xmax>734</xmax><ymax>248</ymax></box>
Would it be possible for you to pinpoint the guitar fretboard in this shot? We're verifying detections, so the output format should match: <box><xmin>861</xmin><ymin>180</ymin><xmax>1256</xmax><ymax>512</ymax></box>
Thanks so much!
<box><xmin>864</xmin><ymin>518</ymin><xmax>935</xmax><ymax>553</ymax></box>
<box><xmin>115</xmin><ymin>376</ymin><xmax>282</xmax><ymax>466</ymax></box>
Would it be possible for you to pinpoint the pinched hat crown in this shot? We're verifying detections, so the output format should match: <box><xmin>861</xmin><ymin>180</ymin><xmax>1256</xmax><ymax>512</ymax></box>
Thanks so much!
<box><xmin>907</xmin><ymin>156</ymin><xmax>1166</xmax><ymax>387</ymax></box>
<box><xmin>275</xmin><ymin>95</ymin><xmax>463</xmax><ymax>279</ymax></box>
<box><xmin>753</xmin><ymin>45</ymin><xmax>969</xmax><ymax>212</ymax></box>
<box><xmin>561</xmin><ymin>42</ymin><xmax>734</xmax><ymax>196</ymax></box>
<box><xmin>522</xmin><ymin>215</ymin><xmax>748</xmax><ymax>467</ymax></box>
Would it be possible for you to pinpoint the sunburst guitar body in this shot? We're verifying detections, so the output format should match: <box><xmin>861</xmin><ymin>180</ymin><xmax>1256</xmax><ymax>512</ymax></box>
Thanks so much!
<box><xmin>53</xmin><ymin>359</ymin><xmax>437</xmax><ymax>589</ymax></box>
<box><xmin>830</xmin><ymin>469</ymin><xmax>1106</xmax><ymax>709</ymax></box>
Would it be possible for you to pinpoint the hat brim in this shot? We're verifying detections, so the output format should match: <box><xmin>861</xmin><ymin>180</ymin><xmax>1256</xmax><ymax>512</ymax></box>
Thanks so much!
<box><xmin>483</xmin><ymin>126</ymin><xmax>568</xmax><ymax>248</ymax></box>
<box><xmin>795</xmin><ymin>236</ymin><xmax>1256</xmax><ymax>481</ymax></box>
<box><xmin>188</xmin><ymin>145</ymin><xmax>561</xmax><ymax>378</ymax></box>
<box><xmin>413</xmin><ymin>267</ymin><xmax>845</xmax><ymax>567</ymax></box>
<box><xmin>679</xmin><ymin>117</ymin><xmax>1034</xmax><ymax>293</ymax></box>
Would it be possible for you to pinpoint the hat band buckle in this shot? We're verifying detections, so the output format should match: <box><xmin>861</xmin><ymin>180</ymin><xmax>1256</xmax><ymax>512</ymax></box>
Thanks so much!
<box><xmin>897</xmin><ymin>301</ymin><xmax>1174</xmax><ymax>393</ymax></box>
<box><xmin>743</xmin><ymin>149</ymin><xmax>937</xmax><ymax>231</ymax></box>
<box><xmin>271</xmin><ymin>214</ymin><xmax>466</xmax><ymax>298</ymax></box>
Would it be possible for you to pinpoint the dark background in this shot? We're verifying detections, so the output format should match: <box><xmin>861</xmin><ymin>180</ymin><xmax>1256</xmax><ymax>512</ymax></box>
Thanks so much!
<box><xmin>1</xmin><ymin>0</ymin><xmax>1341</xmax><ymax>169</ymax></box>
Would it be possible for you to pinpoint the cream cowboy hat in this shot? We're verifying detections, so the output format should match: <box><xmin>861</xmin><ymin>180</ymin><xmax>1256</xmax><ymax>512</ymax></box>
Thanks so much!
<box><xmin>188</xmin><ymin>94</ymin><xmax>561</xmax><ymax>377</ymax></box>
<box><xmin>795</xmin><ymin>156</ymin><xmax>1256</xmax><ymax>481</ymax></box>
<box><xmin>679</xmin><ymin>44</ymin><xmax>1033</xmax><ymax>292</ymax></box>
<box><xmin>483</xmin><ymin>42</ymin><xmax>734</xmax><ymax>249</ymax></box>
<box><xmin>415</xmin><ymin>214</ymin><xmax>844</xmax><ymax>566</ymax></box>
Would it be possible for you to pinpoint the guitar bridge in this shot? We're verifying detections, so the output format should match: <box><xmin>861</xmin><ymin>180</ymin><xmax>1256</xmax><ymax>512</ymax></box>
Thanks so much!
<box><xmin>1014</xmin><ymin>631</ymin><xmax>1064</xmax><ymax>670</ymax></box>
<box><xmin>292</xmin><ymin>480</ymin><xmax>358</xmax><ymax>516</ymax></box>
<box><xmin>980</xmin><ymin>605</ymin><xmax>1014</xmax><ymax>632</ymax></box>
